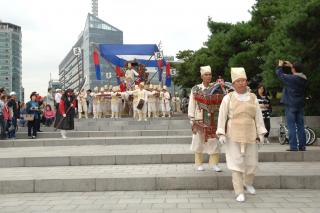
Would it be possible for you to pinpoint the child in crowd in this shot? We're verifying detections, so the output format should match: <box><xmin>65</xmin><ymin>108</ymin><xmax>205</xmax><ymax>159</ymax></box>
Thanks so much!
<box><xmin>44</xmin><ymin>105</ymin><xmax>55</xmax><ymax>127</ymax></box>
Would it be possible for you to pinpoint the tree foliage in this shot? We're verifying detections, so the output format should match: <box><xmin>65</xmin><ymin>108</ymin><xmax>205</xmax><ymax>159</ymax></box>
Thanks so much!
<box><xmin>175</xmin><ymin>0</ymin><xmax>320</xmax><ymax>115</ymax></box>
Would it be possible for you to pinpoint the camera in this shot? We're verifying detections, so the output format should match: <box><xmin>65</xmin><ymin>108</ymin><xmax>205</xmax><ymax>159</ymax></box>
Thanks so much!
<box><xmin>281</xmin><ymin>60</ymin><xmax>292</xmax><ymax>74</ymax></box>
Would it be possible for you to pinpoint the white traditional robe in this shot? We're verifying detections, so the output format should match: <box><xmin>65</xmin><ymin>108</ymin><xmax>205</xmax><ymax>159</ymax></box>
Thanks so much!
<box><xmin>216</xmin><ymin>90</ymin><xmax>267</xmax><ymax>173</ymax></box>
<box><xmin>188</xmin><ymin>83</ymin><xmax>220</xmax><ymax>154</ymax></box>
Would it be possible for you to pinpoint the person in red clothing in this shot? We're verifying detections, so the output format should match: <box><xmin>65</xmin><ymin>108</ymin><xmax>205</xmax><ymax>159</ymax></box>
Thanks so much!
<box><xmin>53</xmin><ymin>89</ymin><xmax>77</xmax><ymax>138</ymax></box>
<box><xmin>44</xmin><ymin>105</ymin><xmax>55</xmax><ymax>127</ymax></box>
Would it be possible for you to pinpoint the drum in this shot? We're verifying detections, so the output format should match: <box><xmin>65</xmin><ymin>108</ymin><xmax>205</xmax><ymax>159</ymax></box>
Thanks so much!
<box><xmin>136</xmin><ymin>99</ymin><xmax>145</xmax><ymax>110</ymax></box>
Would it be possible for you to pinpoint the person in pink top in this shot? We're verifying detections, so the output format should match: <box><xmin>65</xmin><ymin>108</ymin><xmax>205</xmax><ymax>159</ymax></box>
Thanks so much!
<box><xmin>44</xmin><ymin>105</ymin><xmax>55</xmax><ymax>127</ymax></box>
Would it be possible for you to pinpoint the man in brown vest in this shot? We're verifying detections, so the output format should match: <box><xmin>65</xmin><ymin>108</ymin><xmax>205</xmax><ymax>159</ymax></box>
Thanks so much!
<box><xmin>216</xmin><ymin>67</ymin><xmax>266</xmax><ymax>202</ymax></box>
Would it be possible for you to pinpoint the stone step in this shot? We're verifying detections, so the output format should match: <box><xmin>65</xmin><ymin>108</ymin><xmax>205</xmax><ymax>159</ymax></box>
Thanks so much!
<box><xmin>0</xmin><ymin>144</ymin><xmax>319</xmax><ymax>167</ymax></box>
<box><xmin>18</xmin><ymin>122</ymin><xmax>191</xmax><ymax>132</ymax></box>
<box><xmin>0</xmin><ymin>136</ymin><xmax>192</xmax><ymax>148</ymax></box>
<box><xmin>0</xmin><ymin>162</ymin><xmax>319</xmax><ymax>193</ymax></box>
<box><xmin>15</xmin><ymin>129</ymin><xmax>191</xmax><ymax>139</ymax></box>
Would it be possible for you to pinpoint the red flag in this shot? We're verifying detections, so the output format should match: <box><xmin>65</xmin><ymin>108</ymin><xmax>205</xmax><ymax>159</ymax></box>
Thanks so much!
<box><xmin>93</xmin><ymin>49</ymin><xmax>100</xmax><ymax>65</ymax></box>
<box><xmin>119</xmin><ymin>81</ymin><xmax>126</xmax><ymax>92</ymax></box>
<box><xmin>116</xmin><ymin>66</ymin><xmax>125</xmax><ymax>77</ymax></box>
<box><xmin>166</xmin><ymin>61</ymin><xmax>171</xmax><ymax>76</ymax></box>
<box><xmin>157</xmin><ymin>60</ymin><xmax>163</xmax><ymax>69</ymax></box>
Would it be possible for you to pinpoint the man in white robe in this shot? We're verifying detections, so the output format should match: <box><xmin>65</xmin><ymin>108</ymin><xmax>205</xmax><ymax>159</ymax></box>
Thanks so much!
<box><xmin>216</xmin><ymin>67</ymin><xmax>267</xmax><ymax>202</ymax></box>
<box><xmin>188</xmin><ymin>65</ymin><xmax>222</xmax><ymax>172</ymax></box>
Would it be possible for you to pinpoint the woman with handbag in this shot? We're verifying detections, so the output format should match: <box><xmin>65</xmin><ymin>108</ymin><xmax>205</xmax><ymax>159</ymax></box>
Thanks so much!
<box><xmin>26</xmin><ymin>92</ymin><xmax>40</xmax><ymax>139</ymax></box>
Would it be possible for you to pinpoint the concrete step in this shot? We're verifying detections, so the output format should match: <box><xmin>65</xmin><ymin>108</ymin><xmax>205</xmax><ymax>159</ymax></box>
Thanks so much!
<box><xmin>15</xmin><ymin>129</ymin><xmax>191</xmax><ymax>139</ymax></box>
<box><xmin>0</xmin><ymin>136</ymin><xmax>192</xmax><ymax>148</ymax></box>
<box><xmin>0</xmin><ymin>144</ymin><xmax>319</xmax><ymax>167</ymax></box>
<box><xmin>18</xmin><ymin>122</ymin><xmax>191</xmax><ymax>132</ymax></box>
<box><xmin>0</xmin><ymin>162</ymin><xmax>319</xmax><ymax>193</ymax></box>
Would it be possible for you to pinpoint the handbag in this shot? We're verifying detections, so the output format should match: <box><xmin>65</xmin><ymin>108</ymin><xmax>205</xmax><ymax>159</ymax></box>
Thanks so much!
<box><xmin>23</xmin><ymin>114</ymin><xmax>35</xmax><ymax>121</ymax></box>
<box><xmin>136</xmin><ymin>99</ymin><xmax>145</xmax><ymax>110</ymax></box>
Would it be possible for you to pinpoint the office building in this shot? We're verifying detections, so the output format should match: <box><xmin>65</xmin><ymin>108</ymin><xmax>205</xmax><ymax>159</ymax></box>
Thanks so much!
<box><xmin>0</xmin><ymin>21</ymin><xmax>22</xmax><ymax>100</ymax></box>
<box><xmin>59</xmin><ymin>14</ymin><xmax>123</xmax><ymax>91</ymax></box>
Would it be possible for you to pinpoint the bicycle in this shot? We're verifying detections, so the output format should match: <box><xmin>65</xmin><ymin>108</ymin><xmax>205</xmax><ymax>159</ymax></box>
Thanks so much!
<box><xmin>278</xmin><ymin>123</ymin><xmax>316</xmax><ymax>146</ymax></box>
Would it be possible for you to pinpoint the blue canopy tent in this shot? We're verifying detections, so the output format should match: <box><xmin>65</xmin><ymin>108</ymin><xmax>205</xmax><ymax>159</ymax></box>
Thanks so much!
<box><xmin>99</xmin><ymin>44</ymin><xmax>162</xmax><ymax>68</ymax></box>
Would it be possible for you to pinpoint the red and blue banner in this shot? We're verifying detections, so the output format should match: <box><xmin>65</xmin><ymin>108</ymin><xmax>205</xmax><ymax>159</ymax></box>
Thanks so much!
<box><xmin>165</xmin><ymin>61</ymin><xmax>171</xmax><ymax>87</ymax></box>
<box><xmin>93</xmin><ymin>49</ymin><xmax>101</xmax><ymax>80</ymax></box>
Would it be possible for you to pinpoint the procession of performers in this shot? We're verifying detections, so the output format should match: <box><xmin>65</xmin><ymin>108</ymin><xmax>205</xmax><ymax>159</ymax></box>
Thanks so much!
<box><xmin>69</xmin><ymin>62</ymin><xmax>181</xmax><ymax>120</ymax></box>
<box><xmin>49</xmin><ymin>60</ymin><xmax>270</xmax><ymax>203</ymax></box>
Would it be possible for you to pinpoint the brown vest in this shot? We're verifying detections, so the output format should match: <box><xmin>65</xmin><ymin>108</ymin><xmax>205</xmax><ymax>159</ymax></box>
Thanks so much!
<box><xmin>228</xmin><ymin>92</ymin><xmax>257</xmax><ymax>144</ymax></box>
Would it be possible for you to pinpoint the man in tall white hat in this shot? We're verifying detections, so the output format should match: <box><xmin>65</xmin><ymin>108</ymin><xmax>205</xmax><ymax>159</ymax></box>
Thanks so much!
<box><xmin>136</xmin><ymin>82</ymin><xmax>148</xmax><ymax>121</ymax></box>
<box><xmin>216</xmin><ymin>67</ymin><xmax>266</xmax><ymax>202</ymax></box>
<box><xmin>92</xmin><ymin>87</ymin><xmax>100</xmax><ymax>119</ymax></box>
<box><xmin>110</xmin><ymin>86</ymin><xmax>119</xmax><ymax>119</ymax></box>
<box><xmin>98</xmin><ymin>87</ymin><xmax>105</xmax><ymax>118</ymax></box>
<box><xmin>188</xmin><ymin>65</ymin><xmax>222</xmax><ymax>172</ymax></box>
<box><xmin>147</xmin><ymin>84</ymin><xmax>157</xmax><ymax>118</ymax></box>
<box><xmin>132</xmin><ymin>85</ymin><xmax>140</xmax><ymax>119</ymax></box>
<box><xmin>160</xmin><ymin>86</ymin><xmax>171</xmax><ymax>117</ymax></box>
<box><xmin>125</xmin><ymin>63</ymin><xmax>139</xmax><ymax>90</ymax></box>
<box><xmin>77</xmin><ymin>88</ymin><xmax>88</xmax><ymax>119</ymax></box>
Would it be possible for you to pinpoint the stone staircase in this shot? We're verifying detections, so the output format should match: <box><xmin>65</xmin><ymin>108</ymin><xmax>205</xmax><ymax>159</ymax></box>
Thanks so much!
<box><xmin>0</xmin><ymin>117</ymin><xmax>319</xmax><ymax>194</ymax></box>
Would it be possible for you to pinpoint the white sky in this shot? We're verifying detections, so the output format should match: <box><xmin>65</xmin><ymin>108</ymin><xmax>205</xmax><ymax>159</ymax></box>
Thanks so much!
<box><xmin>0</xmin><ymin>0</ymin><xmax>256</xmax><ymax>101</ymax></box>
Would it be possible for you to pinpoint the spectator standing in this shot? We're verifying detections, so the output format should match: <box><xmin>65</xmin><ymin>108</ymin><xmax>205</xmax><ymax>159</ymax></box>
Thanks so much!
<box><xmin>276</xmin><ymin>60</ymin><xmax>308</xmax><ymax>151</ymax></box>
<box><xmin>26</xmin><ymin>93</ymin><xmax>41</xmax><ymax>139</ymax></box>
<box><xmin>256</xmin><ymin>84</ymin><xmax>272</xmax><ymax>144</ymax></box>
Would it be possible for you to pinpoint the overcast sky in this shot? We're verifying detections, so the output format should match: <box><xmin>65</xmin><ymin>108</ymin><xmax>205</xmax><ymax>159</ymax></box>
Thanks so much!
<box><xmin>0</xmin><ymin>0</ymin><xmax>256</xmax><ymax>100</ymax></box>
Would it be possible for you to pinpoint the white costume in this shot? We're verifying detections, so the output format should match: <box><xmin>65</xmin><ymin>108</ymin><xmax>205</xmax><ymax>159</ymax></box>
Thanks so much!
<box><xmin>131</xmin><ymin>83</ymin><xmax>148</xmax><ymax>121</ymax></box>
<box><xmin>216</xmin><ymin>67</ymin><xmax>267</xmax><ymax>202</ymax></box>
<box><xmin>125</xmin><ymin>66</ymin><xmax>139</xmax><ymax>89</ymax></box>
<box><xmin>188</xmin><ymin>65</ymin><xmax>221</xmax><ymax>172</ymax></box>
<box><xmin>131</xmin><ymin>85</ymin><xmax>139</xmax><ymax>119</ymax></box>
<box><xmin>111</xmin><ymin>86</ymin><xmax>121</xmax><ymax>119</ymax></box>
<box><xmin>160</xmin><ymin>86</ymin><xmax>171</xmax><ymax>117</ymax></box>
<box><xmin>77</xmin><ymin>90</ymin><xmax>88</xmax><ymax>119</ymax></box>
<box><xmin>102</xmin><ymin>85</ymin><xmax>111</xmax><ymax>117</ymax></box>
<box><xmin>98</xmin><ymin>87</ymin><xmax>105</xmax><ymax>118</ymax></box>
<box><xmin>147</xmin><ymin>85</ymin><xmax>157</xmax><ymax>118</ymax></box>
<box><xmin>54</xmin><ymin>90</ymin><xmax>62</xmax><ymax>110</ymax></box>
<box><xmin>172</xmin><ymin>96</ymin><xmax>181</xmax><ymax>113</ymax></box>
<box><xmin>92</xmin><ymin>87</ymin><xmax>100</xmax><ymax>119</ymax></box>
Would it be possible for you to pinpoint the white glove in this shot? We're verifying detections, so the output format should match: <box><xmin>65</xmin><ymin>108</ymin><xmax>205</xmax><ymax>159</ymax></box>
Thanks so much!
<box><xmin>63</xmin><ymin>114</ymin><xmax>66</xmax><ymax>117</ymax></box>
<box><xmin>218</xmin><ymin>135</ymin><xmax>227</xmax><ymax>145</ymax></box>
<box><xmin>70</xmin><ymin>103</ymin><xmax>74</xmax><ymax>107</ymax></box>
<box><xmin>257</xmin><ymin>134</ymin><xmax>265</xmax><ymax>149</ymax></box>
<box><xmin>189</xmin><ymin>120</ymin><xmax>194</xmax><ymax>125</ymax></box>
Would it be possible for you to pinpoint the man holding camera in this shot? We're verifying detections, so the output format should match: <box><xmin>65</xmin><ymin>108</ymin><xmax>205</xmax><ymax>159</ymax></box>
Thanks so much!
<box><xmin>276</xmin><ymin>60</ymin><xmax>307</xmax><ymax>151</ymax></box>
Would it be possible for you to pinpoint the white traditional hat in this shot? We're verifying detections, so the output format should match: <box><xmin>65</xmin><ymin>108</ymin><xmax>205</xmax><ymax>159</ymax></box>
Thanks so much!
<box><xmin>104</xmin><ymin>85</ymin><xmax>109</xmax><ymax>89</ymax></box>
<box><xmin>149</xmin><ymin>84</ymin><xmax>153</xmax><ymax>89</ymax></box>
<box><xmin>112</xmin><ymin>86</ymin><xmax>117</xmax><ymax>92</ymax></box>
<box><xmin>94</xmin><ymin>87</ymin><xmax>98</xmax><ymax>92</ymax></box>
<box><xmin>200</xmin><ymin>66</ymin><xmax>211</xmax><ymax>75</ymax></box>
<box><xmin>109</xmin><ymin>85</ymin><xmax>113</xmax><ymax>90</ymax></box>
<box><xmin>100</xmin><ymin>87</ymin><xmax>105</xmax><ymax>92</ymax></box>
<box><xmin>231</xmin><ymin>67</ymin><xmax>247</xmax><ymax>83</ymax></box>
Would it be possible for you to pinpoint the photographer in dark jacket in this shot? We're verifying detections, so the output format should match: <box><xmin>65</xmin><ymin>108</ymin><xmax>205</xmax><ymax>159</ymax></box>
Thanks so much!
<box><xmin>276</xmin><ymin>60</ymin><xmax>307</xmax><ymax>151</ymax></box>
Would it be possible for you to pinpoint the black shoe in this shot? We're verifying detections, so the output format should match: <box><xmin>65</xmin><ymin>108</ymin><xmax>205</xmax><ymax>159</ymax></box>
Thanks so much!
<box><xmin>299</xmin><ymin>147</ymin><xmax>306</xmax><ymax>151</ymax></box>
<box><xmin>38</xmin><ymin>130</ymin><xmax>43</xmax><ymax>132</ymax></box>
<box><xmin>286</xmin><ymin>149</ymin><xmax>298</xmax><ymax>151</ymax></box>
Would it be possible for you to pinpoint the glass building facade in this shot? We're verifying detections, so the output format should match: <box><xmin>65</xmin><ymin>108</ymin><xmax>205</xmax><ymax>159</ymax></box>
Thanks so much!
<box><xmin>0</xmin><ymin>21</ymin><xmax>22</xmax><ymax>100</ymax></box>
<box><xmin>59</xmin><ymin>14</ymin><xmax>123</xmax><ymax>91</ymax></box>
